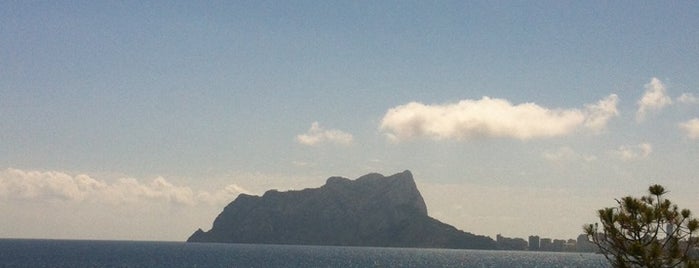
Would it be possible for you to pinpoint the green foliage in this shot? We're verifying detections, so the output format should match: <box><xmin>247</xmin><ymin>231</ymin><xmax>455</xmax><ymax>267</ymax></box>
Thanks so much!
<box><xmin>584</xmin><ymin>185</ymin><xmax>699</xmax><ymax>268</ymax></box>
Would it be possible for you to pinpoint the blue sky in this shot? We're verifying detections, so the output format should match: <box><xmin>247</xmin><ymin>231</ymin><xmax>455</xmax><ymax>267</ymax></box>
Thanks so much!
<box><xmin>1</xmin><ymin>1</ymin><xmax>698</xmax><ymax>241</ymax></box>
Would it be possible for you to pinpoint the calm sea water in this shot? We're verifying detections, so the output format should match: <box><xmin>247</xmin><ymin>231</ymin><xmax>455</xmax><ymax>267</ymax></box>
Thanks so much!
<box><xmin>0</xmin><ymin>239</ymin><xmax>609</xmax><ymax>267</ymax></box>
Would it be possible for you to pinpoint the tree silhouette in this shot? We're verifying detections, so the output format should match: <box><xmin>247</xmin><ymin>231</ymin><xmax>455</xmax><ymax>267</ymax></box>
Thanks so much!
<box><xmin>584</xmin><ymin>184</ymin><xmax>699</xmax><ymax>268</ymax></box>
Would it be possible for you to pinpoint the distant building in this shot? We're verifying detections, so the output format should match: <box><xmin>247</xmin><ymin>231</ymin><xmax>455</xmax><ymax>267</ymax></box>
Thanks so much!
<box><xmin>496</xmin><ymin>234</ymin><xmax>528</xmax><ymax>250</ymax></box>
<box><xmin>552</xmin><ymin>239</ymin><xmax>566</xmax><ymax>252</ymax></box>
<box><xmin>576</xmin><ymin>234</ymin><xmax>596</xmax><ymax>252</ymax></box>
<box><xmin>540</xmin><ymin>238</ymin><xmax>553</xmax><ymax>251</ymax></box>
<box><xmin>528</xmin><ymin>235</ymin><xmax>540</xmax><ymax>251</ymax></box>
<box><xmin>490</xmin><ymin>233</ymin><xmax>599</xmax><ymax>253</ymax></box>
<box><xmin>564</xmin><ymin>239</ymin><xmax>576</xmax><ymax>252</ymax></box>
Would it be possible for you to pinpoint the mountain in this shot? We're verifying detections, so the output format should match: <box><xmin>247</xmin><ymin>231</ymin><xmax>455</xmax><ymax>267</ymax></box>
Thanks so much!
<box><xmin>187</xmin><ymin>170</ymin><xmax>495</xmax><ymax>249</ymax></box>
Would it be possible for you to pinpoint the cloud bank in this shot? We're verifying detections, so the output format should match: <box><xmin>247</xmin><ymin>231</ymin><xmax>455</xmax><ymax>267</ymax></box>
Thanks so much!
<box><xmin>0</xmin><ymin>168</ymin><xmax>247</xmax><ymax>206</ymax></box>
<box><xmin>637</xmin><ymin>77</ymin><xmax>672</xmax><ymax>122</ymax></box>
<box><xmin>679</xmin><ymin>118</ymin><xmax>699</xmax><ymax>139</ymax></box>
<box><xmin>296</xmin><ymin>122</ymin><xmax>354</xmax><ymax>146</ymax></box>
<box><xmin>379</xmin><ymin>95</ymin><xmax>618</xmax><ymax>142</ymax></box>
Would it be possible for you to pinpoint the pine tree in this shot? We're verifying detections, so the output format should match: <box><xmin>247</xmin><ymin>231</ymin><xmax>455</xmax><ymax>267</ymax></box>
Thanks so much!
<box><xmin>584</xmin><ymin>185</ymin><xmax>699</xmax><ymax>268</ymax></box>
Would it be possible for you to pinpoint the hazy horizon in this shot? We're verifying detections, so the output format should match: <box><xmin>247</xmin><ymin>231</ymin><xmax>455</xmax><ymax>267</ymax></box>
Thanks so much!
<box><xmin>2</xmin><ymin>1</ymin><xmax>698</xmax><ymax>242</ymax></box>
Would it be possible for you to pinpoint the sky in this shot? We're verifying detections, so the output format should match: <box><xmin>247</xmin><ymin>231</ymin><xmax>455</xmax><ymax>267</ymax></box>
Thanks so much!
<box><xmin>1</xmin><ymin>1</ymin><xmax>699</xmax><ymax>242</ymax></box>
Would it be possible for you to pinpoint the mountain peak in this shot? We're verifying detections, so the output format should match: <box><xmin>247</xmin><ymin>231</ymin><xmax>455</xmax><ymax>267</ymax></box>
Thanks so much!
<box><xmin>187</xmin><ymin>171</ymin><xmax>494</xmax><ymax>249</ymax></box>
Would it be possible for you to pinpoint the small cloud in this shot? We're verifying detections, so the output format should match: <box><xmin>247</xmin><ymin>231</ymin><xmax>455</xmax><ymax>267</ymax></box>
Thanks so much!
<box><xmin>296</xmin><ymin>122</ymin><xmax>354</xmax><ymax>146</ymax></box>
<box><xmin>584</xmin><ymin>94</ymin><xmax>619</xmax><ymax>132</ymax></box>
<box><xmin>677</xmin><ymin>93</ymin><xmax>699</xmax><ymax>104</ymax></box>
<box><xmin>610</xmin><ymin>143</ymin><xmax>653</xmax><ymax>161</ymax></box>
<box><xmin>379</xmin><ymin>97</ymin><xmax>585</xmax><ymax>142</ymax></box>
<box><xmin>637</xmin><ymin>77</ymin><xmax>672</xmax><ymax>122</ymax></box>
<box><xmin>379</xmin><ymin>95</ymin><xmax>617</xmax><ymax>142</ymax></box>
<box><xmin>679</xmin><ymin>118</ymin><xmax>699</xmax><ymax>139</ymax></box>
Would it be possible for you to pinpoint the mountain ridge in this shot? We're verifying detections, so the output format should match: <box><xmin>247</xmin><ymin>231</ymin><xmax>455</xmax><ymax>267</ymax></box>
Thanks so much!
<box><xmin>187</xmin><ymin>170</ymin><xmax>495</xmax><ymax>249</ymax></box>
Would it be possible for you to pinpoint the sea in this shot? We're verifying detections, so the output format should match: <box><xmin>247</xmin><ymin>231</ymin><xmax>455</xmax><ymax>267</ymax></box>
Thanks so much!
<box><xmin>0</xmin><ymin>239</ymin><xmax>609</xmax><ymax>267</ymax></box>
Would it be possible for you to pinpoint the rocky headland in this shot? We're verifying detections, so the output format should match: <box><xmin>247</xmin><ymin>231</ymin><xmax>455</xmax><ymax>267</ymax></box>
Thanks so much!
<box><xmin>187</xmin><ymin>170</ymin><xmax>495</xmax><ymax>249</ymax></box>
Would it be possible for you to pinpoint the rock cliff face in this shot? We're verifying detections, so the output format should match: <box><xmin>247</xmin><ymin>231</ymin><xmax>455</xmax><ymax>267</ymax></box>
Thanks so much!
<box><xmin>187</xmin><ymin>170</ymin><xmax>495</xmax><ymax>249</ymax></box>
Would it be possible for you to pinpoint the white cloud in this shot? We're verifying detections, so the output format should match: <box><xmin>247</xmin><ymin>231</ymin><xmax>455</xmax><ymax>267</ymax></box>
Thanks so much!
<box><xmin>610</xmin><ymin>143</ymin><xmax>653</xmax><ymax>161</ymax></box>
<box><xmin>637</xmin><ymin>77</ymin><xmax>672</xmax><ymax>122</ymax></box>
<box><xmin>296</xmin><ymin>122</ymin><xmax>354</xmax><ymax>146</ymax></box>
<box><xmin>0</xmin><ymin>168</ymin><xmax>248</xmax><ymax>206</ymax></box>
<box><xmin>678</xmin><ymin>93</ymin><xmax>699</xmax><ymax>104</ymax></box>
<box><xmin>679</xmin><ymin>118</ymin><xmax>699</xmax><ymax>139</ymax></box>
<box><xmin>584</xmin><ymin>94</ymin><xmax>619</xmax><ymax>132</ymax></box>
<box><xmin>379</xmin><ymin>95</ymin><xmax>618</xmax><ymax>142</ymax></box>
<box><xmin>0</xmin><ymin>169</ymin><xmax>106</xmax><ymax>201</ymax></box>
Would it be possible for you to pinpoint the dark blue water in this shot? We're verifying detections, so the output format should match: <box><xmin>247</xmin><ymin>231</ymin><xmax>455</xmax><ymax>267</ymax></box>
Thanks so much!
<box><xmin>0</xmin><ymin>239</ymin><xmax>609</xmax><ymax>267</ymax></box>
